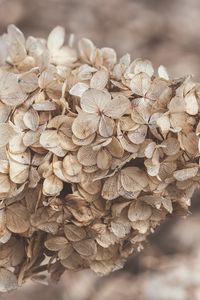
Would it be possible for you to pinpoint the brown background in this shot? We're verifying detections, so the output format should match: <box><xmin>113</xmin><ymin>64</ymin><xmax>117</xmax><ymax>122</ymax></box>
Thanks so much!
<box><xmin>1</xmin><ymin>0</ymin><xmax>200</xmax><ymax>299</ymax></box>
<box><xmin>1</xmin><ymin>0</ymin><xmax>200</xmax><ymax>78</ymax></box>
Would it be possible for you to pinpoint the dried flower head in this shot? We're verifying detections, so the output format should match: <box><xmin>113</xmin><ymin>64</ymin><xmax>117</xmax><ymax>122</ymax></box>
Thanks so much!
<box><xmin>0</xmin><ymin>24</ymin><xmax>199</xmax><ymax>291</ymax></box>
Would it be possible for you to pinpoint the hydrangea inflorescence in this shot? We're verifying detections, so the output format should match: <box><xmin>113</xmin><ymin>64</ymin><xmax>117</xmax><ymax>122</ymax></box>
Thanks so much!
<box><xmin>0</xmin><ymin>24</ymin><xmax>199</xmax><ymax>291</ymax></box>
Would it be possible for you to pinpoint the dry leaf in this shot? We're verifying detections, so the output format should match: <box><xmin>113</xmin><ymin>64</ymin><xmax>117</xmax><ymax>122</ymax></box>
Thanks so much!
<box><xmin>6</xmin><ymin>204</ymin><xmax>30</xmax><ymax>233</ymax></box>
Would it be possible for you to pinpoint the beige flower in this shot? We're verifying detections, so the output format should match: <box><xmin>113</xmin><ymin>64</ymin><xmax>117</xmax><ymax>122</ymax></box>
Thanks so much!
<box><xmin>0</xmin><ymin>25</ymin><xmax>199</xmax><ymax>291</ymax></box>
<box><xmin>72</xmin><ymin>89</ymin><xmax>131</xmax><ymax>139</ymax></box>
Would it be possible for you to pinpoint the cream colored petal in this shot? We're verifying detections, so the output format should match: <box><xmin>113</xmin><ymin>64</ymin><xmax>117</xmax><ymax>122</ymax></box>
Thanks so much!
<box><xmin>23</xmin><ymin>108</ymin><xmax>39</xmax><ymax>131</ymax></box>
<box><xmin>99</xmin><ymin>115</ymin><xmax>115</xmax><ymax>137</ymax></box>
<box><xmin>118</xmin><ymin>135</ymin><xmax>140</xmax><ymax>153</ymax></box>
<box><xmin>40</xmin><ymin>130</ymin><xmax>59</xmax><ymax>149</ymax></box>
<box><xmin>184</xmin><ymin>92</ymin><xmax>199</xmax><ymax>115</ymax></box>
<box><xmin>43</xmin><ymin>175</ymin><xmax>63</xmax><ymax>196</ymax></box>
<box><xmin>144</xmin><ymin>159</ymin><xmax>160</xmax><ymax>177</ymax></box>
<box><xmin>0</xmin><ymin>102</ymin><xmax>11</xmax><ymax>123</ymax></box>
<box><xmin>51</xmin><ymin>46</ymin><xmax>77</xmax><ymax>65</ymax></box>
<box><xmin>32</xmin><ymin>101</ymin><xmax>57</xmax><ymax>111</ymax></box>
<box><xmin>130</xmin><ymin>73</ymin><xmax>151</xmax><ymax>96</ymax></box>
<box><xmin>58</xmin><ymin>133</ymin><xmax>78</xmax><ymax>151</ymax></box>
<box><xmin>0</xmin><ymin>160</ymin><xmax>9</xmax><ymax>174</ymax></box>
<box><xmin>144</xmin><ymin>142</ymin><xmax>156</xmax><ymax>158</ymax></box>
<box><xmin>18</xmin><ymin>72</ymin><xmax>38</xmax><ymax>93</ymax></box>
<box><xmin>47</xmin><ymin>115</ymin><xmax>73</xmax><ymax>130</ymax></box>
<box><xmin>47</xmin><ymin>26</ymin><xmax>65</xmax><ymax>51</ymax></box>
<box><xmin>101</xmin><ymin>47</ymin><xmax>117</xmax><ymax>69</ymax></box>
<box><xmin>9</xmin><ymin>133</ymin><xmax>26</xmax><ymax>154</ymax></box>
<box><xmin>158</xmin><ymin>65</ymin><xmax>169</xmax><ymax>80</ymax></box>
<box><xmin>23</xmin><ymin>128</ymin><xmax>42</xmax><ymax>147</ymax></box>
<box><xmin>78</xmin><ymin>38</ymin><xmax>96</xmax><ymax>63</ymax></box>
<box><xmin>168</xmin><ymin>96</ymin><xmax>185</xmax><ymax>113</ymax></box>
<box><xmin>127</xmin><ymin>125</ymin><xmax>147</xmax><ymax>144</ymax></box>
<box><xmin>81</xmin><ymin>89</ymin><xmax>111</xmax><ymax>113</ymax></box>
<box><xmin>104</xmin><ymin>95</ymin><xmax>131</xmax><ymax>119</ymax></box>
<box><xmin>0</xmin><ymin>71</ymin><xmax>27</xmax><ymax>106</ymax></box>
<box><xmin>90</xmin><ymin>69</ymin><xmax>109</xmax><ymax>90</ymax></box>
<box><xmin>8</xmin><ymin>150</ymin><xmax>31</xmax><ymax>165</ymax></box>
<box><xmin>7</xmin><ymin>24</ymin><xmax>26</xmax><ymax>64</ymax></box>
<box><xmin>0</xmin><ymin>123</ymin><xmax>15</xmax><ymax>147</ymax></box>
<box><xmin>72</xmin><ymin>113</ymin><xmax>99</xmax><ymax>139</ymax></box>
<box><xmin>133</xmin><ymin>58</ymin><xmax>154</xmax><ymax>77</ymax></box>
<box><xmin>173</xmin><ymin>167</ymin><xmax>198</xmax><ymax>181</ymax></box>
<box><xmin>157</xmin><ymin>114</ymin><xmax>170</xmax><ymax>134</ymax></box>
<box><xmin>69</xmin><ymin>82</ymin><xmax>89</xmax><ymax>97</ymax></box>
<box><xmin>9</xmin><ymin>160</ymin><xmax>29</xmax><ymax>184</ymax></box>
<box><xmin>0</xmin><ymin>174</ymin><xmax>10</xmax><ymax>193</ymax></box>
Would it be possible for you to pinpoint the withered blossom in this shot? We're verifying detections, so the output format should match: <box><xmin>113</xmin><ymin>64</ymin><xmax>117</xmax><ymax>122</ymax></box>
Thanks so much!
<box><xmin>0</xmin><ymin>24</ymin><xmax>199</xmax><ymax>292</ymax></box>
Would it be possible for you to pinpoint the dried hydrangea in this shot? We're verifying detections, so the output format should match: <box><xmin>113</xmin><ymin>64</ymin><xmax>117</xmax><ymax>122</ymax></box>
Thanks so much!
<box><xmin>0</xmin><ymin>24</ymin><xmax>199</xmax><ymax>291</ymax></box>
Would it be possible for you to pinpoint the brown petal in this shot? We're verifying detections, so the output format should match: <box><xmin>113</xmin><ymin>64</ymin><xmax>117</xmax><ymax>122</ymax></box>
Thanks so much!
<box><xmin>6</xmin><ymin>203</ymin><xmax>30</xmax><ymax>233</ymax></box>
<box><xmin>120</xmin><ymin>167</ymin><xmax>148</xmax><ymax>193</ymax></box>
<box><xmin>101</xmin><ymin>174</ymin><xmax>119</xmax><ymax>200</ymax></box>
<box><xmin>45</xmin><ymin>236</ymin><xmax>68</xmax><ymax>251</ymax></box>
<box><xmin>106</xmin><ymin>137</ymin><xmax>124</xmax><ymax>158</ymax></box>
<box><xmin>128</xmin><ymin>201</ymin><xmax>152</xmax><ymax>222</ymax></box>
<box><xmin>97</xmin><ymin>149</ymin><xmax>112</xmax><ymax>170</ymax></box>
<box><xmin>77</xmin><ymin>145</ymin><xmax>98</xmax><ymax>166</ymax></box>
<box><xmin>73</xmin><ymin>239</ymin><xmax>97</xmax><ymax>256</ymax></box>
<box><xmin>64</xmin><ymin>224</ymin><xmax>86</xmax><ymax>242</ymax></box>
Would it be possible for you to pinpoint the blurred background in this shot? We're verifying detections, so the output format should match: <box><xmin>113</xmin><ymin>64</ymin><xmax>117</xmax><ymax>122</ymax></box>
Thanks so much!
<box><xmin>1</xmin><ymin>0</ymin><xmax>200</xmax><ymax>299</ymax></box>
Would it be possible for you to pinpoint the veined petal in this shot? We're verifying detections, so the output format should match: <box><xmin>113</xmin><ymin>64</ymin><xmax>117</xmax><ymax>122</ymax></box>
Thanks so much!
<box><xmin>72</xmin><ymin>112</ymin><xmax>100</xmax><ymax>139</ymax></box>
<box><xmin>80</xmin><ymin>89</ymin><xmax>111</xmax><ymax>113</ymax></box>
<box><xmin>103</xmin><ymin>95</ymin><xmax>131</xmax><ymax>119</ymax></box>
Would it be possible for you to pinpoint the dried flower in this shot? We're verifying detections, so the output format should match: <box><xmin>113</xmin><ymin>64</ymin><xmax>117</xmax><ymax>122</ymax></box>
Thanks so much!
<box><xmin>0</xmin><ymin>24</ymin><xmax>199</xmax><ymax>291</ymax></box>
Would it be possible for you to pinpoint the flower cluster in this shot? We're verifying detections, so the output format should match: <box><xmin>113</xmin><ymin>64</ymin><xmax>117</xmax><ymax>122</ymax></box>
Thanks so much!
<box><xmin>0</xmin><ymin>25</ymin><xmax>199</xmax><ymax>291</ymax></box>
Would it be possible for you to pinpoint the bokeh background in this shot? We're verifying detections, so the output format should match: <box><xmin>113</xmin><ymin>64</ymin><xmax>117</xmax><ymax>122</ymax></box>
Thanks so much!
<box><xmin>1</xmin><ymin>0</ymin><xmax>200</xmax><ymax>299</ymax></box>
